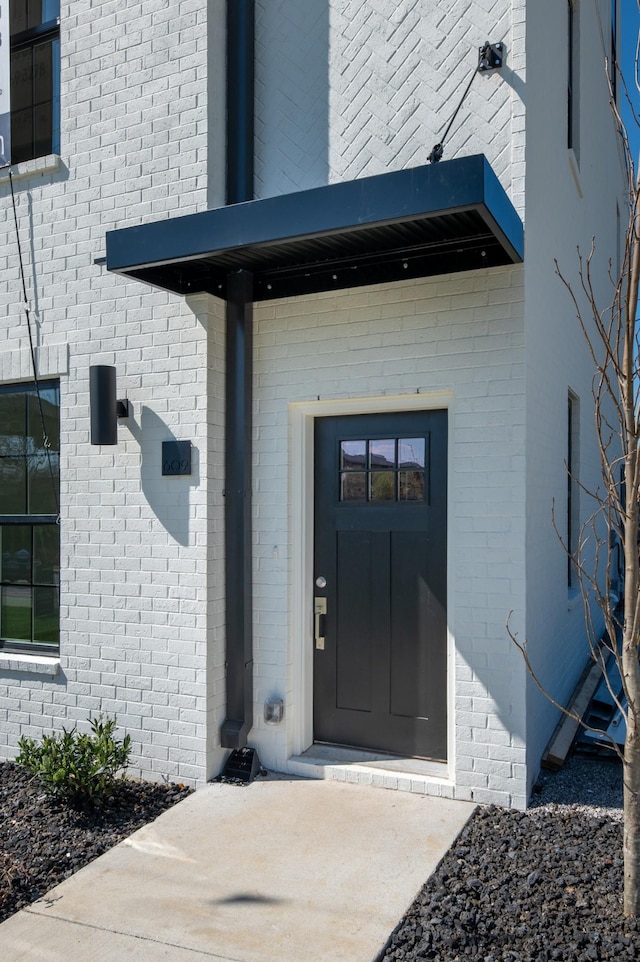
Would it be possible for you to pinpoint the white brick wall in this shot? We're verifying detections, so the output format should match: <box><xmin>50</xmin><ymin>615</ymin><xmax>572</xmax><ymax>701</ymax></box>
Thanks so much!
<box><xmin>250</xmin><ymin>267</ymin><xmax>529</xmax><ymax>807</ymax></box>
<box><xmin>0</xmin><ymin>0</ymin><xmax>225</xmax><ymax>784</ymax></box>
<box><xmin>0</xmin><ymin>0</ymin><xmax>624</xmax><ymax>807</ymax></box>
<box><xmin>522</xmin><ymin>0</ymin><xmax>626</xmax><ymax>781</ymax></box>
<box><xmin>255</xmin><ymin>0</ymin><xmax>523</xmax><ymax>209</ymax></box>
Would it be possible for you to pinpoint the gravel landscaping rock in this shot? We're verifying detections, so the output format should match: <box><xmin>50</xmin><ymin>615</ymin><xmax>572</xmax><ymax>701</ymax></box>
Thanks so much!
<box><xmin>379</xmin><ymin>755</ymin><xmax>632</xmax><ymax>962</ymax></box>
<box><xmin>1</xmin><ymin>751</ymin><xmax>634</xmax><ymax>961</ymax></box>
<box><xmin>0</xmin><ymin>760</ymin><xmax>192</xmax><ymax>924</ymax></box>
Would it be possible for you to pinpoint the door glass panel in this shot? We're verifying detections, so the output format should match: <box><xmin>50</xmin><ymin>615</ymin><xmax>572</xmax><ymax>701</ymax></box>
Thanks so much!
<box><xmin>370</xmin><ymin>439</ymin><xmax>395</xmax><ymax>470</ymax></box>
<box><xmin>370</xmin><ymin>472</ymin><xmax>396</xmax><ymax>500</ymax></box>
<box><xmin>339</xmin><ymin>435</ymin><xmax>428</xmax><ymax>503</ymax></box>
<box><xmin>399</xmin><ymin>471</ymin><xmax>424</xmax><ymax>501</ymax></box>
<box><xmin>399</xmin><ymin>438</ymin><xmax>425</xmax><ymax>469</ymax></box>
<box><xmin>340</xmin><ymin>441</ymin><xmax>366</xmax><ymax>470</ymax></box>
<box><xmin>1</xmin><ymin>586</ymin><xmax>32</xmax><ymax>641</ymax></box>
<box><xmin>341</xmin><ymin>472</ymin><xmax>367</xmax><ymax>501</ymax></box>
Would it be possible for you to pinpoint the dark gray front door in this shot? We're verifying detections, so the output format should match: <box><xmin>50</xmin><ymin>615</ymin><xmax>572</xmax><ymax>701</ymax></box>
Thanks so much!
<box><xmin>313</xmin><ymin>410</ymin><xmax>447</xmax><ymax>761</ymax></box>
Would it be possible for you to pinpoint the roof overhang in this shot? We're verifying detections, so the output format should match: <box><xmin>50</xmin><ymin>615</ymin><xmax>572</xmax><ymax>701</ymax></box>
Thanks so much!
<box><xmin>106</xmin><ymin>154</ymin><xmax>523</xmax><ymax>302</ymax></box>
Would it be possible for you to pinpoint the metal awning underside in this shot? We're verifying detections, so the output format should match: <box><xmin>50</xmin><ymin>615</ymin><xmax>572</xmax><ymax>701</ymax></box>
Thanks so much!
<box><xmin>106</xmin><ymin>154</ymin><xmax>523</xmax><ymax>302</ymax></box>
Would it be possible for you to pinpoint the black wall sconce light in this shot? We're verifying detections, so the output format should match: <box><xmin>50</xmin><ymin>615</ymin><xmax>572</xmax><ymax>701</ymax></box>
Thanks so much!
<box><xmin>89</xmin><ymin>365</ymin><xmax>131</xmax><ymax>445</ymax></box>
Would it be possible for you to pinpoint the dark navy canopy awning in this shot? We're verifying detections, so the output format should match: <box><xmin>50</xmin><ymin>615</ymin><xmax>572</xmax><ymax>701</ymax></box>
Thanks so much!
<box><xmin>106</xmin><ymin>154</ymin><xmax>523</xmax><ymax>302</ymax></box>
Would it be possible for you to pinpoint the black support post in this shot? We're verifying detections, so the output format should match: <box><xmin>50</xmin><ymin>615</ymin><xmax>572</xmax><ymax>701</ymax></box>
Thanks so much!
<box><xmin>221</xmin><ymin>270</ymin><xmax>254</xmax><ymax>749</ymax></box>
<box><xmin>226</xmin><ymin>0</ymin><xmax>254</xmax><ymax>205</ymax></box>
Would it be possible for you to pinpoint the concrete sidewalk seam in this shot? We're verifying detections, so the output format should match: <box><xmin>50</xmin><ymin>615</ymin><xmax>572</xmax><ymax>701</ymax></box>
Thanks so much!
<box><xmin>20</xmin><ymin>907</ymin><xmax>246</xmax><ymax>961</ymax></box>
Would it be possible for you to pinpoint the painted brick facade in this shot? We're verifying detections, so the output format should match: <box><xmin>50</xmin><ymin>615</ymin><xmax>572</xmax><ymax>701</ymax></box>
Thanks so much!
<box><xmin>0</xmin><ymin>0</ymin><xmax>625</xmax><ymax>807</ymax></box>
<box><xmin>250</xmin><ymin>268</ymin><xmax>528</xmax><ymax>806</ymax></box>
<box><xmin>0</xmin><ymin>0</ymin><xmax>227</xmax><ymax>784</ymax></box>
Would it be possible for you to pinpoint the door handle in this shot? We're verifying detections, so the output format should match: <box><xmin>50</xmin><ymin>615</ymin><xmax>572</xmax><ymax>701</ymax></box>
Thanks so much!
<box><xmin>314</xmin><ymin>597</ymin><xmax>327</xmax><ymax>650</ymax></box>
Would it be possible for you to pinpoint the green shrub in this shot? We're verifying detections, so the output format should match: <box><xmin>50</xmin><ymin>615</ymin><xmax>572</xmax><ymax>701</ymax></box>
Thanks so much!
<box><xmin>16</xmin><ymin>715</ymin><xmax>131</xmax><ymax>804</ymax></box>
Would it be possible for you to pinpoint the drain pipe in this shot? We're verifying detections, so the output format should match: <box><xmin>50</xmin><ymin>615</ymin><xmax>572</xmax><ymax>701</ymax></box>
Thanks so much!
<box><xmin>220</xmin><ymin>0</ymin><xmax>255</xmax><ymax>750</ymax></box>
<box><xmin>226</xmin><ymin>0</ymin><xmax>254</xmax><ymax>206</ymax></box>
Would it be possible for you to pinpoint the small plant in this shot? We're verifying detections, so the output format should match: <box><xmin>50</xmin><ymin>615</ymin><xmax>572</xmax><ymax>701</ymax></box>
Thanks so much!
<box><xmin>16</xmin><ymin>715</ymin><xmax>131</xmax><ymax>804</ymax></box>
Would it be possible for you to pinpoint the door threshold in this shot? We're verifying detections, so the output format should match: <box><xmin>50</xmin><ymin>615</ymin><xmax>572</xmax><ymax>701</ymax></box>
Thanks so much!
<box><xmin>286</xmin><ymin>744</ymin><xmax>451</xmax><ymax>797</ymax></box>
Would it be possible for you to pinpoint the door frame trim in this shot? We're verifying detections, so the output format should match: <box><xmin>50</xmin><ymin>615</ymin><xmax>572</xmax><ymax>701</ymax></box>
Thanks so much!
<box><xmin>289</xmin><ymin>391</ymin><xmax>455</xmax><ymax>766</ymax></box>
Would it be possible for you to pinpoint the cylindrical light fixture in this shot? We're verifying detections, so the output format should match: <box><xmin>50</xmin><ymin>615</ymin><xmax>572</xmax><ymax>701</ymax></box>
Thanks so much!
<box><xmin>90</xmin><ymin>365</ymin><xmax>118</xmax><ymax>444</ymax></box>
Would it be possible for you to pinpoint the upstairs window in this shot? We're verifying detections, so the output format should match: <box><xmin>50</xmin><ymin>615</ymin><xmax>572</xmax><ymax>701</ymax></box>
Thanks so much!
<box><xmin>9</xmin><ymin>0</ymin><xmax>60</xmax><ymax>164</ymax></box>
<box><xmin>567</xmin><ymin>391</ymin><xmax>580</xmax><ymax>591</ymax></box>
<box><xmin>0</xmin><ymin>381</ymin><xmax>60</xmax><ymax>653</ymax></box>
<box><xmin>567</xmin><ymin>0</ymin><xmax>580</xmax><ymax>156</ymax></box>
<box><xmin>610</xmin><ymin>0</ymin><xmax>617</xmax><ymax>100</ymax></box>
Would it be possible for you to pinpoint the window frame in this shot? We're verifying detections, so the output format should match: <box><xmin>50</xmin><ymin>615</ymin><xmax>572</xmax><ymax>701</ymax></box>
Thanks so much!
<box><xmin>0</xmin><ymin>379</ymin><xmax>60</xmax><ymax>655</ymax></box>
<box><xmin>567</xmin><ymin>0</ymin><xmax>580</xmax><ymax>157</ymax></box>
<box><xmin>9</xmin><ymin>0</ymin><xmax>60</xmax><ymax>164</ymax></box>
<box><xmin>610</xmin><ymin>0</ymin><xmax>618</xmax><ymax>101</ymax></box>
<box><xmin>567</xmin><ymin>390</ymin><xmax>580</xmax><ymax>591</ymax></box>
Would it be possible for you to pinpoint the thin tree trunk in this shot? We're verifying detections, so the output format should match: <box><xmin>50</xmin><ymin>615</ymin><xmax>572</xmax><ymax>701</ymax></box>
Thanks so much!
<box><xmin>624</xmin><ymin>710</ymin><xmax>640</xmax><ymax>917</ymax></box>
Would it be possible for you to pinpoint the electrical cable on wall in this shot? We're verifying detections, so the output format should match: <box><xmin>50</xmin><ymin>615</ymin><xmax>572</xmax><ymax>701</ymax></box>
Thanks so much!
<box><xmin>429</xmin><ymin>40</ymin><xmax>503</xmax><ymax>164</ymax></box>
<box><xmin>8</xmin><ymin>168</ymin><xmax>60</xmax><ymax>520</ymax></box>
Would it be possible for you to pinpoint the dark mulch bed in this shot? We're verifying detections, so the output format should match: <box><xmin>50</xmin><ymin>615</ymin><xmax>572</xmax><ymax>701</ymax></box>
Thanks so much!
<box><xmin>379</xmin><ymin>804</ymin><xmax>638</xmax><ymax>962</ymax></box>
<box><xmin>0</xmin><ymin>760</ymin><xmax>192</xmax><ymax>924</ymax></box>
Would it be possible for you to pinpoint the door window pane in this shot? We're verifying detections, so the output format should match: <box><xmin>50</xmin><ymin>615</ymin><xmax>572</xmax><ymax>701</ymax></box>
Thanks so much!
<box><xmin>399</xmin><ymin>471</ymin><xmax>424</xmax><ymax>501</ymax></box>
<box><xmin>341</xmin><ymin>472</ymin><xmax>367</xmax><ymax>501</ymax></box>
<box><xmin>370</xmin><ymin>473</ymin><xmax>396</xmax><ymax>500</ymax></box>
<box><xmin>370</xmin><ymin>439</ymin><xmax>395</xmax><ymax>470</ymax></box>
<box><xmin>399</xmin><ymin>438</ymin><xmax>425</xmax><ymax>469</ymax></box>
<box><xmin>340</xmin><ymin>441</ymin><xmax>366</xmax><ymax>470</ymax></box>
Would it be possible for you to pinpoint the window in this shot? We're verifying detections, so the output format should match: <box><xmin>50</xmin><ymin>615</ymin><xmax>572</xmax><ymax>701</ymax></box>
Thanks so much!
<box><xmin>567</xmin><ymin>0</ymin><xmax>579</xmax><ymax>156</ymax></box>
<box><xmin>567</xmin><ymin>392</ymin><xmax>580</xmax><ymax>590</ymax></box>
<box><xmin>0</xmin><ymin>381</ymin><xmax>60</xmax><ymax>652</ymax></box>
<box><xmin>610</xmin><ymin>0</ymin><xmax>617</xmax><ymax>100</ymax></box>
<box><xmin>339</xmin><ymin>437</ymin><xmax>428</xmax><ymax>502</ymax></box>
<box><xmin>9</xmin><ymin>0</ymin><xmax>60</xmax><ymax>164</ymax></box>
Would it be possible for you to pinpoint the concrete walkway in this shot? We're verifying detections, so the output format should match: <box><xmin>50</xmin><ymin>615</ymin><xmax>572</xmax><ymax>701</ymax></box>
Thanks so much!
<box><xmin>0</xmin><ymin>774</ymin><xmax>475</xmax><ymax>962</ymax></box>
